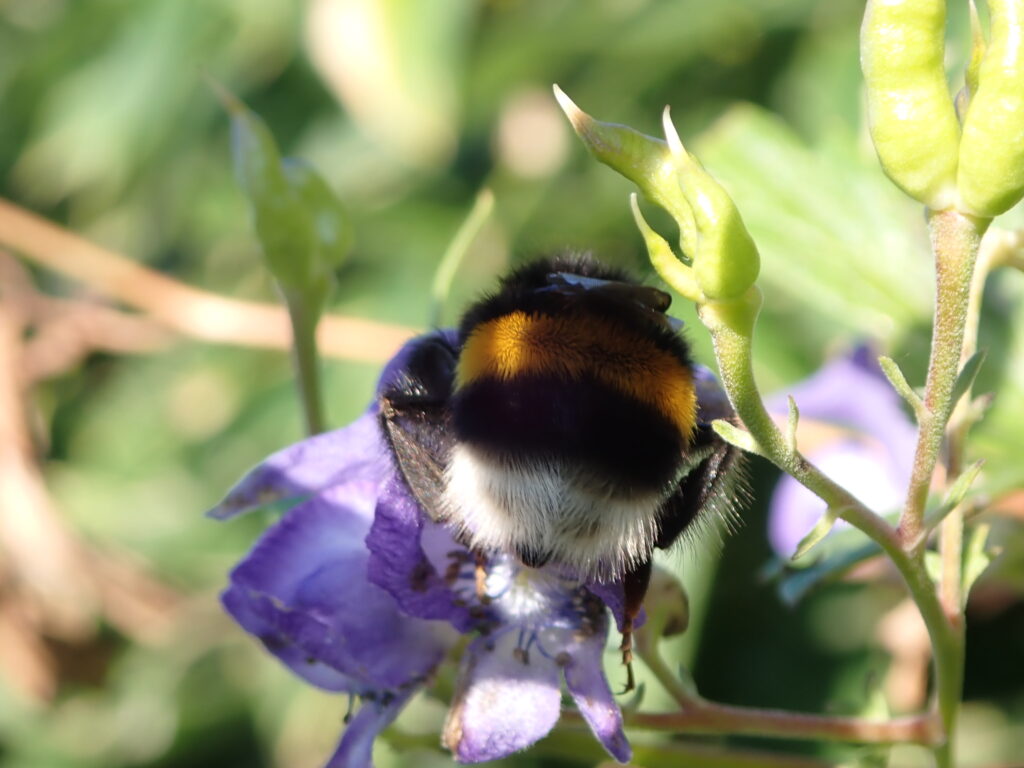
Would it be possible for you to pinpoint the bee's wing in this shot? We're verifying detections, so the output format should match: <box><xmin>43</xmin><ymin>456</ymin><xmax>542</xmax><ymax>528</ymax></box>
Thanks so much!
<box><xmin>654</xmin><ymin>423</ymin><xmax>747</xmax><ymax>550</ymax></box>
<box><xmin>379</xmin><ymin>333</ymin><xmax>459</xmax><ymax>522</ymax></box>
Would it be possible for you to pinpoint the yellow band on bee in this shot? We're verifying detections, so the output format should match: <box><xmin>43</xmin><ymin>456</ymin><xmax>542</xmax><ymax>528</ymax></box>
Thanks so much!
<box><xmin>456</xmin><ymin>310</ymin><xmax>697</xmax><ymax>437</ymax></box>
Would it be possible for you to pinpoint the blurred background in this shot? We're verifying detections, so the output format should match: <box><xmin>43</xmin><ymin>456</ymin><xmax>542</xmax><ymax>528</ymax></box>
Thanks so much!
<box><xmin>1</xmin><ymin>0</ymin><xmax>1023</xmax><ymax>766</ymax></box>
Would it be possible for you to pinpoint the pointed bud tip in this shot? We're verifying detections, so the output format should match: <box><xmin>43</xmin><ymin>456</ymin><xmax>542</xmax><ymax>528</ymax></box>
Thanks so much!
<box><xmin>968</xmin><ymin>0</ymin><xmax>981</xmax><ymax>32</ymax></box>
<box><xmin>628</xmin><ymin>192</ymin><xmax>650</xmax><ymax>231</ymax></box>
<box><xmin>661</xmin><ymin>106</ymin><xmax>686</xmax><ymax>158</ymax></box>
<box><xmin>552</xmin><ymin>84</ymin><xmax>594</xmax><ymax>140</ymax></box>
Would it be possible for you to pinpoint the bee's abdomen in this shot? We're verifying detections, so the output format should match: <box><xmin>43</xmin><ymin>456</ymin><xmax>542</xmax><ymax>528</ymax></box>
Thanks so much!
<box><xmin>457</xmin><ymin>310</ymin><xmax>695</xmax><ymax>429</ymax></box>
<box><xmin>452</xmin><ymin>372</ymin><xmax>686</xmax><ymax>492</ymax></box>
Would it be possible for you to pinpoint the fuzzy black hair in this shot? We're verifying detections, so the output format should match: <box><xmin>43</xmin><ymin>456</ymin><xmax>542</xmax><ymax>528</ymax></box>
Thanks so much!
<box><xmin>456</xmin><ymin>252</ymin><xmax>692</xmax><ymax>369</ymax></box>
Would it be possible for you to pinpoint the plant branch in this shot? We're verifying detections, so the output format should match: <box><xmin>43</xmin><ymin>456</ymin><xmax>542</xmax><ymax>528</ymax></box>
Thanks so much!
<box><xmin>697</xmin><ymin>291</ymin><xmax>900</xmax><ymax>552</ymax></box>
<box><xmin>632</xmin><ymin>619</ymin><xmax>940</xmax><ymax>751</ymax></box>
<box><xmin>695</xmin><ymin>284</ymin><xmax>965</xmax><ymax>767</ymax></box>
<box><xmin>283</xmin><ymin>293</ymin><xmax>327</xmax><ymax>435</ymax></box>
<box><xmin>898</xmin><ymin>210</ymin><xmax>987</xmax><ymax>551</ymax></box>
<box><xmin>621</xmin><ymin>704</ymin><xmax>939</xmax><ymax>746</ymax></box>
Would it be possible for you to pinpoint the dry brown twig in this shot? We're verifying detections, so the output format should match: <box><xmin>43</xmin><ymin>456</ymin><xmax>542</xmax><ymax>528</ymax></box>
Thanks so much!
<box><xmin>0</xmin><ymin>247</ymin><xmax>185</xmax><ymax>705</ymax></box>
<box><xmin>0</xmin><ymin>197</ymin><xmax>417</xmax><ymax>364</ymax></box>
<box><xmin>0</xmin><ymin>197</ymin><xmax>422</xmax><ymax>707</ymax></box>
<box><xmin>1</xmin><ymin>253</ymin><xmax>173</xmax><ymax>383</ymax></box>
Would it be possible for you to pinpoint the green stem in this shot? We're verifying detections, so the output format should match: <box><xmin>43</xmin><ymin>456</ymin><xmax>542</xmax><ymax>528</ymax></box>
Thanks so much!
<box><xmin>895</xmin><ymin>209</ymin><xmax>986</xmax><ymax>767</ymax></box>
<box><xmin>697</xmin><ymin>283</ymin><xmax>965</xmax><ymax>767</ymax></box>
<box><xmin>285</xmin><ymin>295</ymin><xmax>327</xmax><ymax>435</ymax></box>
<box><xmin>633</xmin><ymin>637</ymin><xmax>940</xmax><ymax>748</ymax></box>
<box><xmin>430</xmin><ymin>188</ymin><xmax>494</xmax><ymax>328</ymax></box>
<box><xmin>697</xmin><ymin>290</ymin><xmax>894</xmax><ymax>538</ymax></box>
<box><xmin>622</xmin><ymin>704</ymin><xmax>939</xmax><ymax>746</ymax></box>
<box><xmin>898</xmin><ymin>210</ymin><xmax>986</xmax><ymax>553</ymax></box>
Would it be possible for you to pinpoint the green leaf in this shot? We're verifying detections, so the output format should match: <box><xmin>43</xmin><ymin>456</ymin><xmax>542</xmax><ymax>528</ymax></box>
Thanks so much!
<box><xmin>711</xmin><ymin>419</ymin><xmax>764</xmax><ymax>456</ymax></box>
<box><xmin>282</xmin><ymin>159</ymin><xmax>355</xmax><ymax>274</ymax></box>
<box><xmin>790</xmin><ymin>506</ymin><xmax>842</xmax><ymax>561</ymax></box>
<box><xmin>695</xmin><ymin>105</ymin><xmax>932</xmax><ymax>343</ymax></box>
<box><xmin>775</xmin><ymin>542</ymin><xmax>882</xmax><ymax>607</ymax></box>
<box><xmin>878</xmin><ymin>355</ymin><xmax>924</xmax><ymax>418</ymax></box>
<box><xmin>219</xmin><ymin>86</ymin><xmax>353</xmax><ymax>294</ymax></box>
<box><xmin>950</xmin><ymin>349</ymin><xmax>987</xmax><ymax>411</ymax></box>
<box><xmin>963</xmin><ymin>523</ymin><xmax>995</xmax><ymax>602</ymax></box>
<box><xmin>923</xmin><ymin>460</ymin><xmax>985</xmax><ymax>532</ymax></box>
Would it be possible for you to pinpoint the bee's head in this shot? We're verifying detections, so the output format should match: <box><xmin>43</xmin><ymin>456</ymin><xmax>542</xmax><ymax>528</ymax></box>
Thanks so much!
<box><xmin>451</xmin><ymin>253</ymin><xmax>697</xmax><ymax>492</ymax></box>
<box><xmin>456</xmin><ymin>253</ymin><xmax>680</xmax><ymax>348</ymax></box>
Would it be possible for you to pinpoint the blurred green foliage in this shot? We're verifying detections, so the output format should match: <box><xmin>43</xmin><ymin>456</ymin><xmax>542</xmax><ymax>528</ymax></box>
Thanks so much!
<box><xmin>1</xmin><ymin>1</ymin><xmax>1023</xmax><ymax>767</ymax></box>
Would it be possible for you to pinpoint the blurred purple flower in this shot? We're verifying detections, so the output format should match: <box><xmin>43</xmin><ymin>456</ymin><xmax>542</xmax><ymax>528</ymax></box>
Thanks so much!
<box><xmin>210</xmin><ymin>331</ymin><xmax>631</xmax><ymax>767</ymax></box>
<box><xmin>767</xmin><ymin>347</ymin><xmax>917</xmax><ymax>558</ymax></box>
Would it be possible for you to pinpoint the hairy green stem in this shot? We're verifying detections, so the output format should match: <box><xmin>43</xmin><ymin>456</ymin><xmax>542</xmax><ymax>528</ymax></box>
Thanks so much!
<box><xmin>896</xmin><ymin>209</ymin><xmax>986</xmax><ymax>767</ymax></box>
<box><xmin>697</xmin><ymin>290</ymin><xmax>893</xmax><ymax>538</ymax></box>
<box><xmin>285</xmin><ymin>296</ymin><xmax>327</xmax><ymax>435</ymax></box>
<box><xmin>899</xmin><ymin>210</ymin><xmax>986</xmax><ymax>552</ymax></box>
<box><xmin>696</xmin><ymin>281</ymin><xmax>968</xmax><ymax>767</ymax></box>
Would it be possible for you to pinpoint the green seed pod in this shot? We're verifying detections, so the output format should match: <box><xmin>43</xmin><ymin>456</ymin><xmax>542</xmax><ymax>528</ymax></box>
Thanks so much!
<box><xmin>662</xmin><ymin>110</ymin><xmax>760</xmax><ymax>302</ymax></box>
<box><xmin>630</xmin><ymin>193</ymin><xmax>702</xmax><ymax>302</ymax></box>
<box><xmin>554</xmin><ymin>85</ymin><xmax>698</xmax><ymax>259</ymax></box>
<box><xmin>555</xmin><ymin>87</ymin><xmax>760</xmax><ymax>304</ymax></box>
<box><xmin>957</xmin><ymin>0</ymin><xmax>1024</xmax><ymax>217</ymax></box>
<box><xmin>861</xmin><ymin>0</ymin><xmax>961</xmax><ymax>209</ymax></box>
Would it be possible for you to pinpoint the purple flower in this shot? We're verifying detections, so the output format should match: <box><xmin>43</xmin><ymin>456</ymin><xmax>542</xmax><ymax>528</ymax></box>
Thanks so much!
<box><xmin>767</xmin><ymin>347</ymin><xmax>917</xmax><ymax>558</ymax></box>
<box><xmin>211</xmin><ymin>331</ymin><xmax>631</xmax><ymax>767</ymax></box>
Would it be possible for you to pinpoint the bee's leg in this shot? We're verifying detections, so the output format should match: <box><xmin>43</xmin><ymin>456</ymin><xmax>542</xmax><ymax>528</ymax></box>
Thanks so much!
<box><xmin>618</xmin><ymin>557</ymin><xmax>653</xmax><ymax>694</ymax></box>
<box><xmin>474</xmin><ymin>550</ymin><xmax>491</xmax><ymax>604</ymax></box>
<box><xmin>654</xmin><ymin>424</ymin><xmax>745</xmax><ymax>551</ymax></box>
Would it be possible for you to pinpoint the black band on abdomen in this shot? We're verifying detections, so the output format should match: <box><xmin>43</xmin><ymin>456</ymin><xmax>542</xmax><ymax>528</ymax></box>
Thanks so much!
<box><xmin>452</xmin><ymin>373</ymin><xmax>686</xmax><ymax>494</ymax></box>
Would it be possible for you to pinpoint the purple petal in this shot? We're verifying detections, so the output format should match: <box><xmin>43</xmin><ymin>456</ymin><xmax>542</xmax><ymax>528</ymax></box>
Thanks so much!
<box><xmin>585</xmin><ymin>581</ymin><xmax>644</xmax><ymax>633</ymax></box>
<box><xmin>366</xmin><ymin>474</ymin><xmax>477</xmax><ymax>632</ymax></box>
<box><xmin>208</xmin><ymin>408</ymin><xmax>387</xmax><ymax>520</ymax></box>
<box><xmin>443</xmin><ymin>632</ymin><xmax>562</xmax><ymax>762</ymax></box>
<box><xmin>210</xmin><ymin>329</ymin><xmax>459</xmax><ymax>522</ymax></box>
<box><xmin>222</xmin><ymin>585</ymin><xmax>356</xmax><ymax>692</ymax></box>
<box><xmin>224</xmin><ymin>485</ymin><xmax>450</xmax><ymax>690</ymax></box>
<box><xmin>561</xmin><ymin>616</ymin><xmax>631</xmax><ymax>764</ymax></box>
<box><xmin>325</xmin><ymin>689</ymin><xmax>414</xmax><ymax>768</ymax></box>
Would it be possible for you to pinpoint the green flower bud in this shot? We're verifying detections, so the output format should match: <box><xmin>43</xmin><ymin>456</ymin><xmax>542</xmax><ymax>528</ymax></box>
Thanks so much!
<box><xmin>957</xmin><ymin>0</ymin><xmax>1024</xmax><ymax>217</ymax></box>
<box><xmin>956</xmin><ymin>1</ymin><xmax>987</xmax><ymax>119</ymax></box>
<box><xmin>220</xmin><ymin>86</ymin><xmax>354</xmax><ymax>296</ymax></box>
<box><xmin>861</xmin><ymin>0</ymin><xmax>961</xmax><ymax>209</ymax></box>
<box><xmin>629</xmin><ymin>193</ymin><xmax>701</xmax><ymax>302</ymax></box>
<box><xmin>966</xmin><ymin>0</ymin><xmax>986</xmax><ymax>102</ymax></box>
<box><xmin>555</xmin><ymin>86</ymin><xmax>760</xmax><ymax>303</ymax></box>
<box><xmin>554</xmin><ymin>86</ymin><xmax>697</xmax><ymax>259</ymax></box>
<box><xmin>661</xmin><ymin>109</ymin><xmax>760</xmax><ymax>301</ymax></box>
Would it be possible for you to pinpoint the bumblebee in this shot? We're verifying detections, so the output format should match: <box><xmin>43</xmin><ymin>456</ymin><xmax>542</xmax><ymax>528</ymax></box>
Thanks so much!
<box><xmin>380</xmin><ymin>253</ymin><xmax>744</xmax><ymax>689</ymax></box>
